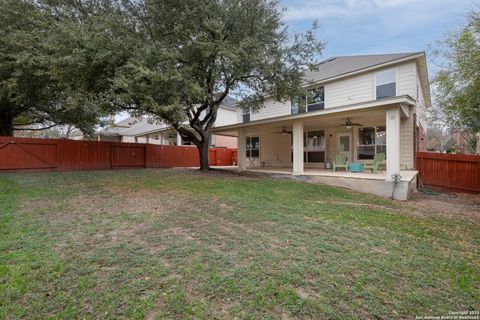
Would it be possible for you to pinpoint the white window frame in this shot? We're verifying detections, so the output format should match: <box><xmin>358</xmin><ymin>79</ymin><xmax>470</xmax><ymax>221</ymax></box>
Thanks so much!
<box><xmin>356</xmin><ymin>126</ymin><xmax>386</xmax><ymax>161</ymax></box>
<box><xmin>291</xmin><ymin>85</ymin><xmax>326</xmax><ymax>114</ymax></box>
<box><xmin>246</xmin><ymin>136</ymin><xmax>260</xmax><ymax>159</ymax></box>
<box><xmin>374</xmin><ymin>68</ymin><xmax>398</xmax><ymax>100</ymax></box>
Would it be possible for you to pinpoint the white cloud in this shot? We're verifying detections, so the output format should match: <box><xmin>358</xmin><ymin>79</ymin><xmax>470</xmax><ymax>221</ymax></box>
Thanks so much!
<box><xmin>282</xmin><ymin>0</ymin><xmax>457</xmax><ymax>21</ymax></box>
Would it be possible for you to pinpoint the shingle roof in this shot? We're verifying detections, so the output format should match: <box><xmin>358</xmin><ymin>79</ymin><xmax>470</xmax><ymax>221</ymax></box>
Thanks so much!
<box><xmin>122</xmin><ymin>118</ymin><xmax>169</xmax><ymax>136</ymax></box>
<box><xmin>305</xmin><ymin>52</ymin><xmax>422</xmax><ymax>83</ymax></box>
<box><xmin>99</xmin><ymin>95</ymin><xmax>238</xmax><ymax>136</ymax></box>
<box><xmin>100</xmin><ymin>117</ymin><xmax>168</xmax><ymax>136</ymax></box>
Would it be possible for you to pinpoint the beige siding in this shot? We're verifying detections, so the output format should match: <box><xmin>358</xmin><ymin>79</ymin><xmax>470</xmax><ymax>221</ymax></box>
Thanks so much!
<box><xmin>251</xmin><ymin>99</ymin><xmax>291</xmax><ymax>121</ymax></box>
<box><xmin>236</xmin><ymin>99</ymin><xmax>290</xmax><ymax>123</ymax></box>
<box><xmin>415</xmin><ymin>72</ymin><xmax>428</xmax><ymax>128</ymax></box>
<box><xmin>324</xmin><ymin>73</ymin><xmax>374</xmax><ymax>109</ymax></box>
<box><xmin>259</xmin><ymin>132</ymin><xmax>291</xmax><ymax>167</ymax></box>
<box><xmin>400</xmin><ymin>114</ymin><xmax>414</xmax><ymax>169</ymax></box>
<box><xmin>237</xmin><ymin>108</ymin><xmax>243</xmax><ymax>123</ymax></box>
<box><xmin>215</xmin><ymin>107</ymin><xmax>237</xmax><ymax>126</ymax></box>
<box><xmin>396</xmin><ymin>62</ymin><xmax>417</xmax><ymax>97</ymax></box>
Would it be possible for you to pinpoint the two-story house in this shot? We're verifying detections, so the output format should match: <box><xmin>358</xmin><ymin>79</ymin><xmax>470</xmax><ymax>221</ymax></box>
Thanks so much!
<box><xmin>212</xmin><ymin>52</ymin><xmax>430</xmax><ymax>199</ymax></box>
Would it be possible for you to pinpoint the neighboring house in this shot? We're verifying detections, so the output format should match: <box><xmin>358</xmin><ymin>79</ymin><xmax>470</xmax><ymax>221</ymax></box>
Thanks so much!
<box><xmin>97</xmin><ymin>97</ymin><xmax>238</xmax><ymax>148</ymax></box>
<box><xmin>212</xmin><ymin>52</ymin><xmax>431</xmax><ymax>199</ymax></box>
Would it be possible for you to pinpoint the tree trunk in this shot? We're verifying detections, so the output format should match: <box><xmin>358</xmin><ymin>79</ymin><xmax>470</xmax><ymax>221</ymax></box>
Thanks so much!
<box><xmin>197</xmin><ymin>138</ymin><xmax>210</xmax><ymax>171</ymax></box>
<box><xmin>0</xmin><ymin>110</ymin><xmax>14</xmax><ymax>136</ymax></box>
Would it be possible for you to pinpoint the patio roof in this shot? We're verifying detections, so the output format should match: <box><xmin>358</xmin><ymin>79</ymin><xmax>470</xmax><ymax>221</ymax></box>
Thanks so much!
<box><xmin>212</xmin><ymin>95</ymin><xmax>415</xmax><ymax>137</ymax></box>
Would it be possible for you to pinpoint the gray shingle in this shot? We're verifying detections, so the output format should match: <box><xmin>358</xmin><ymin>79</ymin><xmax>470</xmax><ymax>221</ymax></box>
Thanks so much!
<box><xmin>305</xmin><ymin>52</ymin><xmax>422</xmax><ymax>83</ymax></box>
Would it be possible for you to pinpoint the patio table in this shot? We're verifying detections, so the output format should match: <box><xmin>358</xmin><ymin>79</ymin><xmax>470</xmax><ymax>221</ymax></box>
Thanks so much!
<box><xmin>348</xmin><ymin>162</ymin><xmax>364</xmax><ymax>173</ymax></box>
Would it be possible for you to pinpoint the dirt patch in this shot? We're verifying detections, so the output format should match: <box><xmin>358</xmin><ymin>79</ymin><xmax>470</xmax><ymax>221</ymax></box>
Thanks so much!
<box><xmin>406</xmin><ymin>190</ymin><xmax>480</xmax><ymax>220</ymax></box>
<box><xmin>161</xmin><ymin>227</ymin><xmax>196</xmax><ymax>241</ymax></box>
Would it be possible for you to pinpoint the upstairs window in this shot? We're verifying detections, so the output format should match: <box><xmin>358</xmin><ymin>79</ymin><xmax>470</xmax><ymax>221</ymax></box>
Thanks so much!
<box><xmin>376</xmin><ymin>69</ymin><xmax>396</xmax><ymax>99</ymax></box>
<box><xmin>291</xmin><ymin>86</ymin><xmax>325</xmax><ymax>114</ymax></box>
<box><xmin>242</xmin><ymin>106</ymin><xmax>250</xmax><ymax>123</ymax></box>
<box><xmin>306</xmin><ymin>86</ymin><xmax>325</xmax><ymax>111</ymax></box>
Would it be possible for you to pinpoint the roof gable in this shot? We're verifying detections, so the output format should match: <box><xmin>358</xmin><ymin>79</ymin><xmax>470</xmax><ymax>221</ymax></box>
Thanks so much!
<box><xmin>305</xmin><ymin>52</ymin><xmax>422</xmax><ymax>83</ymax></box>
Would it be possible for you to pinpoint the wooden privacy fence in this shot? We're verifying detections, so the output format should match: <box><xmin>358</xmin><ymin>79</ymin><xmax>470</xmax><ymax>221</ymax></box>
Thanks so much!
<box><xmin>0</xmin><ymin>136</ymin><xmax>236</xmax><ymax>172</ymax></box>
<box><xmin>416</xmin><ymin>152</ymin><xmax>480</xmax><ymax>192</ymax></box>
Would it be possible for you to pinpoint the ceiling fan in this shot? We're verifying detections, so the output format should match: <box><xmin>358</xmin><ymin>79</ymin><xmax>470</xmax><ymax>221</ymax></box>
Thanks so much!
<box><xmin>274</xmin><ymin>126</ymin><xmax>292</xmax><ymax>135</ymax></box>
<box><xmin>335</xmin><ymin>118</ymin><xmax>363</xmax><ymax>129</ymax></box>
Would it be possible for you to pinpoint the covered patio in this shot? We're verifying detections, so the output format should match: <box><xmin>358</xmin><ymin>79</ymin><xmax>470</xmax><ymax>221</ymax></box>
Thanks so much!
<box><xmin>212</xmin><ymin>97</ymin><xmax>418</xmax><ymax>200</ymax></box>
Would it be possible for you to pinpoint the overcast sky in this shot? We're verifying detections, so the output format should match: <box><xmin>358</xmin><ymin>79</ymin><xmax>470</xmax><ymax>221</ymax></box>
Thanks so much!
<box><xmin>280</xmin><ymin>0</ymin><xmax>474</xmax><ymax>67</ymax></box>
<box><xmin>117</xmin><ymin>0</ymin><xmax>475</xmax><ymax>122</ymax></box>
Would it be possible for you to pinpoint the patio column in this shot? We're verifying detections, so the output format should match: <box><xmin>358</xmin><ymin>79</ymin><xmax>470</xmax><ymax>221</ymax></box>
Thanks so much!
<box><xmin>176</xmin><ymin>132</ymin><xmax>182</xmax><ymax>146</ymax></box>
<box><xmin>237</xmin><ymin>128</ymin><xmax>247</xmax><ymax>171</ymax></box>
<box><xmin>292</xmin><ymin>119</ymin><xmax>304</xmax><ymax>175</ymax></box>
<box><xmin>386</xmin><ymin>106</ymin><xmax>401</xmax><ymax>180</ymax></box>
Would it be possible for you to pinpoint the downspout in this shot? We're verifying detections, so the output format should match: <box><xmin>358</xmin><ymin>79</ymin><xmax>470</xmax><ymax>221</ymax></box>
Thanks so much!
<box><xmin>391</xmin><ymin>173</ymin><xmax>402</xmax><ymax>200</ymax></box>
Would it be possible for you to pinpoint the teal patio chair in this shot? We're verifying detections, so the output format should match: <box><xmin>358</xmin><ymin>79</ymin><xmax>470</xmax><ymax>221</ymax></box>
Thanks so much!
<box><xmin>333</xmin><ymin>154</ymin><xmax>348</xmax><ymax>172</ymax></box>
<box><xmin>364</xmin><ymin>153</ymin><xmax>385</xmax><ymax>173</ymax></box>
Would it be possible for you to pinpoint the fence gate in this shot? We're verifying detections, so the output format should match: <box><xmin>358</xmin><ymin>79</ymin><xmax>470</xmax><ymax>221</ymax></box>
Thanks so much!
<box><xmin>0</xmin><ymin>140</ymin><xmax>57</xmax><ymax>171</ymax></box>
<box><xmin>111</xmin><ymin>145</ymin><xmax>146</xmax><ymax>168</ymax></box>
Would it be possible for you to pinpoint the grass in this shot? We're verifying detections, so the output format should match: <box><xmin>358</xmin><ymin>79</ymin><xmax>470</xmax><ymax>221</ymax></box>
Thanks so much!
<box><xmin>0</xmin><ymin>168</ymin><xmax>479</xmax><ymax>319</ymax></box>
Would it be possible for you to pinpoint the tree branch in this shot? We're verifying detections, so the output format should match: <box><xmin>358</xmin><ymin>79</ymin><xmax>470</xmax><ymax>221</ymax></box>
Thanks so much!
<box><xmin>14</xmin><ymin>124</ymin><xmax>58</xmax><ymax>131</ymax></box>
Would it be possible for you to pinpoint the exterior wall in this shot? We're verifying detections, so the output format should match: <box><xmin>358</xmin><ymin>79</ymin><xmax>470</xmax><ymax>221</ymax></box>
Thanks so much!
<box><xmin>122</xmin><ymin>136</ymin><xmax>136</xmax><ymax>143</ymax></box>
<box><xmin>258</xmin><ymin>133</ymin><xmax>291</xmax><ymax>167</ymax></box>
<box><xmin>324</xmin><ymin>73</ymin><xmax>374</xmax><ymax>109</ymax></box>
<box><xmin>215</xmin><ymin>107</ymin><xmax>237</xmax><ymax>126</ymax></box>
<box><xmin>211</xmin><ymin>135</ymin><xmax>237</xmax><ymax>148</ymax></box>
<box><xmin>145</xmin><ymin>133</ymin><xmax>164</xmax><ymax>145</ymax></box>
<box><xmin>417</xmin><ymin>122</ymin><xmax>426</xmax><ymax>152</ymax></box>
<box><xmin>415</xmin><ymin>72</ymin><xmax>428</xmax><ymax>130</ymax></box>
<box><xmin>237</xmin><ymin>99</ymin><xmax>291</xmax><ymax>123</ymax></box>
<box><xmin>396</xmin><ymin>62</ymin><xmax>417</xmax><ymax>97</ymax></box>
<box><xmin>238</xmin><ymin>111</ymin><xmax>415</xmax><ymax>170</ymax></box>
<box><xmin>98</xmin><ymin>135</ymin><xmax>121</xmax><ymax>142</ymax></box>
<box><xmin>251</xmin><ymin>99</ymin><xmax>291</xmax><ymax>121</ymax></box>
<box><xmin>400</xmin><ymin>114</ymin><xmax>415</xmax><ymax>169</ymax></box>
<box><xmin>307</xmin><ymin>173</ymin><xmax>417</xmax><ymax>200</ymax></box>
<box><xmin>236</xmin><ymin>107</ymin><xmax>243</xmax><ymax>123</ymax></box>
<box><xmin>236</xmin><ymin>61</ymin><xmax>420</xmax><ymax>124</ymax></box>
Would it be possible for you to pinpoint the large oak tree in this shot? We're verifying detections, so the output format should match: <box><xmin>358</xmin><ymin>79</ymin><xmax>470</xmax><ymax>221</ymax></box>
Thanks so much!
<box><xmin>0</xmin><ymin>0</ymin><xmax>128</xmax><ymax>136</ymax></box>
<box><xmin>106</xmin><ymin>0</ymin><xmax>324</xmax><ymax>170</ymax></box>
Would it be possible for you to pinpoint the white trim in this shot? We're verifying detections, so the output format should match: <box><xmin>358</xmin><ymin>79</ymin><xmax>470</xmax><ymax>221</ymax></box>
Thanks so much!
<box><xmin>246</xmin><ymin>135</ymin><xmax>260</xmax><ymax>160</ymax></box>
<box><xmin>355</xmin><ymin>126</ymin><xmax>386</xmax><ymax>162</ymax></box>
<box><xmin>237</xmin><ymin>128</ymin><xmax>247</xmax><ymax>171</ymax></box>
<box><xmin>212</xmin><ymin>96</ymin><xmax>416</xmax><ymax>134</ymax></box>
<box><xmin>292</xmin><ymin>120</ymin><xmax>304</xmax><ymax>175</ymax></box>
<box><xmin>400</xmin><ymin>104</ymin><xmax>410</xmax><ymax>118</ymax></box>
<box><xmin>386</xmin><ymin>107</ymin><xmax>401</xmax><ymax>180</ymax></box>
<box><xmin>336</xmin><ymin>132</ymin><xmax>353</xmax><ymax>163</ymax></box>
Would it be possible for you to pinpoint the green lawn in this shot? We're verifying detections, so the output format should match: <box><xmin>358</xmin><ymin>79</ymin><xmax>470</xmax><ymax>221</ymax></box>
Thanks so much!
<box><xmin>0</xmin><ymin>169</ymin><xmax>479</xmax><ymax>319</ymax></box>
